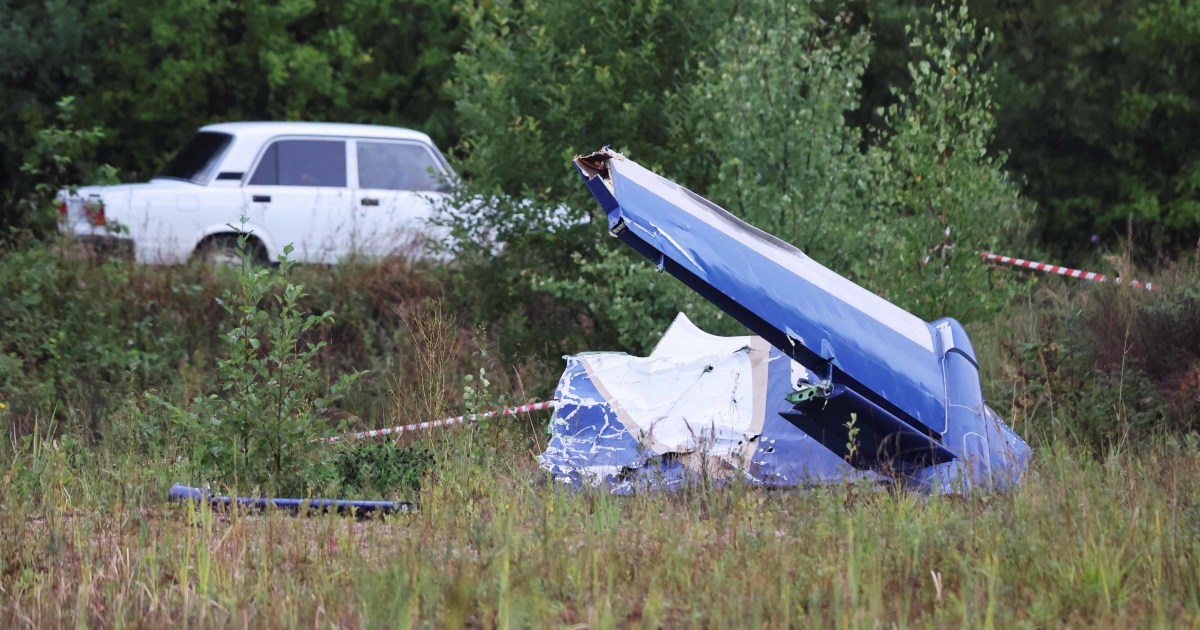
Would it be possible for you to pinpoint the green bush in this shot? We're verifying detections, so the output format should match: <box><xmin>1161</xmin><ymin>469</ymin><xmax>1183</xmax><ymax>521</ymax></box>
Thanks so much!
<box><xmin>0</xmin><ymin>234</ymin><xmax>510</xmax><ymax>498</ymax></box>
<box><xmin>983</xmin><ymin>253</ymin><xmax>1200</xmax><ymax>451</ymax></box>
<box><xmin>13</xmin><ymin>96</ymin><xmax>117</xmax><ymax>235</ymax></box>
<box><xmin>864</xmin><ymin>4</ymin><xmax>1033</xmax><ymax>322</ymax></box>
<box><xmin>440</xmin><ymin>0</ymin><xmax>734</xmax><ymax>356</ymax></box>
<box><xmin>154</xmin><ymin>237</ymin><xmax>363</xmax><ymax>496</ymax></box>
<box><xmin>0</xmin><ymin>240</ymin><xmax>220</xmax><ymax>436</ymax></box>
<box><xmin>692</xmin><ymin>2</ymin><xmax>1032</xmax><ymax>323</ymax></box>
<box><xmin>333</xmin><ymin>440</ymin><xmax>432</xmax><ymax>499</ymax></box>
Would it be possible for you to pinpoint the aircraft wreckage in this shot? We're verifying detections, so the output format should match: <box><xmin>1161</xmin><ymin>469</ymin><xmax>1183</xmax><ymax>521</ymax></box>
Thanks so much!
<box><xmin>538</xmin><ymin>149</ymin><xmax>1030</xmax><ymax>493</ymax></box>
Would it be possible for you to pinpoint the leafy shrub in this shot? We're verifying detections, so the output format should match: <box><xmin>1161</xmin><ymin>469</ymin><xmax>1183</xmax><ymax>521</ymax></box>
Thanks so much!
<box><xmin>9</xmin><ymin>96</ymin><xmax>117</xmax><ymax>236</ymax></box>
<box><xmin>685</xmin><ymin>1</ymin><xmax>875</xmax><ymax>257</ymax></box>
<box><xmin>863</xmin><ymin>4</ymin><xmax>1033</xmax><ymax>322</ymax></box>
<box><xmin>691</xmin><ymin>2</ymin><xmax>1032</xmax><ymax>323</ymax></box>
<box><xmin>333</xmin><ymin>441</ymin><xmax>432</xmax><ymax>499</ymax></box>
<box><xmin>0</xmin><ymin>232</ymin><xmax>520</xmax><ymax>497</ymax></box>
<box><xmin>155</xmin><ymin>237</ymin><xmax>363</xmax><ymax>496</ymax></box>
<box><xmin>0</xmin><ymin>240</ymin><xmax>221</xmax><ymax>436</ymax></box>
<box><xmin>440</xmin><ymin>0</ymin><xmax>734</xmax><ymax>356</ymax></box>
<box><xmin>988</xmin><ymin>252</ymin><xmax>1200</xmax><ymax>451</ymax></box>
<box><xmin>532</xmin><ymin>246</ymin><xmax>740</xmax><ymax>351</ymax></box>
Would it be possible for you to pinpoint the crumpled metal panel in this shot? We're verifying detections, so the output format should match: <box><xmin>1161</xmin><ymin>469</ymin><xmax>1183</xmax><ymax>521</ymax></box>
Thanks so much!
<box><xmin>539</xmin><ymin>314</ymin><xmax>877</xmax><ymax>492</ymax></box>
<box><xmin>554</xmin><ymin>148</ymin><xmax>1030</xmax><ymax>492</ymax></box>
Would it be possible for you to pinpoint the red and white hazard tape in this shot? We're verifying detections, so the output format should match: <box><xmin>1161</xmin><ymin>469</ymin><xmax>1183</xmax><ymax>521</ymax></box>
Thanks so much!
<box><xmin>326</xmin><ymin>400</ymin><xmax>558</xmax><ymax>443</ymax></box>
<box><xmin>980</xmin><ymin>252</ymin><xmax>1156</xmax><ymax>291</ymax></box>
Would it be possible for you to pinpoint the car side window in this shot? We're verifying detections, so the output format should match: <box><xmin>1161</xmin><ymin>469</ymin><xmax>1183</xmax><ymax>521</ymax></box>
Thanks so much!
<box><xmin>357</xmin><ymin>141</ymin><xmax>444</xmax><ymax>192</ymax></box>
<box><xmin>249</xmin><ymin>139</ymin><xmax>347</xmax><ymax>187</ymax></box>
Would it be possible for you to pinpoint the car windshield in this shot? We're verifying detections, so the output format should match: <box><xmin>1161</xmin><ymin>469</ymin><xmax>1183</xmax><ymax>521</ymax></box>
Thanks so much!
<box><xmin>157</xmin><ymin>132</ymin><xmax>233</xmax><ymax>184</ymax></box>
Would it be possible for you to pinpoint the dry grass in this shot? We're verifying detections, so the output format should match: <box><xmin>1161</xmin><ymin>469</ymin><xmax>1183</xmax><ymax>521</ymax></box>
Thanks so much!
<box><xmin>3</xmin><ymin>245</ymin><xmax>1199</xmax><ymax>627</ymax></box>
<box><xmin>1</xmin><ymin>425</ymin><xmax>1197</xmax><ymax>628</ymax></box>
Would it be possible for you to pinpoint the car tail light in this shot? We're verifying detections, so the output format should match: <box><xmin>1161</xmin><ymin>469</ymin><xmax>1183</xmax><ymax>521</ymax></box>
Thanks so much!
<box><xmin>84</xmin><ymin>198</ymin><xmax>106</xmax><ymax>227</ymax></box>
<box><xmin>57</xmin><ymin>200</ymin><xmax>67</xmax><ymax>222</ymax></box>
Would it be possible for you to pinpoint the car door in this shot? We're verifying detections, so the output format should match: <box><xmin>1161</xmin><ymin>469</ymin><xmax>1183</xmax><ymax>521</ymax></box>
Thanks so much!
<box><xmin>242</xmin><ymin>138</ymin><xmax>353</xmax><ymax>263</ymax></box>
<box><xmin>351</xmin><ymin>139</ymin><xmax>452</xmax><ymax>259</ymax></box>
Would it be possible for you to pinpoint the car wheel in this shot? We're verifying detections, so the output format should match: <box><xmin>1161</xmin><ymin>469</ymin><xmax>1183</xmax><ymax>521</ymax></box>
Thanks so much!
<box><xmin>197</xmin><ymin>235</ymin><xmax>266</xmax><ymax>267</ymax></box>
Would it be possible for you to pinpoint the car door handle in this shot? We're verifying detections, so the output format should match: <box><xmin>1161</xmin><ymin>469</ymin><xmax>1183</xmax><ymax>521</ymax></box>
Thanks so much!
<box><xmin>361</xmin><ymin>198</ymin><xmax>380</xmax><ymax>206</ymax></box>
<box><xmin>253</xmin><ymin>195</ymin><xmax>271</xmax><ymax>203</ymax></box>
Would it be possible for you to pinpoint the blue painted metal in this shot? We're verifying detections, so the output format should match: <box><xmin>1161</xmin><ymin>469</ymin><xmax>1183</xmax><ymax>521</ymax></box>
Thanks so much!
<box><xmin>168</xmin><ymin>483</ymin><xmax>413</xmax><ymax>515</ymax></box>
<box><xmin>538</xmin><ymin>326</ymin><xmax>884</xmax><ymax>492</ymax></box>
<box><xmin>568</xmin><ymin>149</ymin><xmax>1030</xmax><ymax>491</ymax></box>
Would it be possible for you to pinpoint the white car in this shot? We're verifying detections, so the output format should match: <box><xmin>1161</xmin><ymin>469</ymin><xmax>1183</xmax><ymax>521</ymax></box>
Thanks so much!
<box><xmin>57</xmin><ymin>121</ymin><xmax>458</xmax><ymax>264</ymax></box>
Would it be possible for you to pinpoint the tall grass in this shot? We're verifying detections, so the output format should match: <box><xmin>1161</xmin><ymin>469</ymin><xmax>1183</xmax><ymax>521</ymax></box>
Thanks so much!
<box><xmin>0</xmin><ymin>425</ymin><xmax>1197</xmax><ymax>627</ymax></box>
<box><xmin>1</xmin><ymin>240</ymin><xmax>1199</xmax><ymax>626</ymax></box>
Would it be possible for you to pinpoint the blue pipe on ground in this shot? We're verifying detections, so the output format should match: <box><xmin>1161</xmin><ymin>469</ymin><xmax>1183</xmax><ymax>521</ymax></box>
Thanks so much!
<box><xmin>168</xmin><ymin>483</ymin><xmax>414</xmax><ymax>516</ymax></box>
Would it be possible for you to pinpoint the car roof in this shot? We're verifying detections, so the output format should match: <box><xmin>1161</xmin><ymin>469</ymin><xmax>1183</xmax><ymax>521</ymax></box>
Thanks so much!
<box><xmin>199</xmin><ymin>121</ymin><xmax>434</xmax><ymax>144</ymax></box>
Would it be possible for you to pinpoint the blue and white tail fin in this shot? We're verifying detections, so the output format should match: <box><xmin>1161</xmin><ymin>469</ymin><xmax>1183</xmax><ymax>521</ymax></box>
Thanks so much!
<box><xmin>574</xmin><ymin>149</ymin><xmax>1029</xmax><ymax>490</ymax></box>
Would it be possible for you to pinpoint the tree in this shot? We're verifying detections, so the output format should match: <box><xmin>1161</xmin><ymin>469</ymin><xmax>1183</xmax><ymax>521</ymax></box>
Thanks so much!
<box><xmin>442</xmin><ymin>0</ymin><xmax>736</xmax><ymax>353</ymax></box>
<box><xmin>0</xmin><ymin>0</ymin><xmax>93</xmax><ymax>232</ymax></box>
<box><xmin>686</xmin><ymin>1</ymin><xmax>875</xmax><ymax>273</ymax></box>
<box><xmin>976</xmin><ymin>0</ymin><xmax>1200</xmax><ymax>258</ymax></box>
<box><xmin>866</xmin><ymin>4</ymin><xmax>1033</xmax><ymax>321</ymax></box>
<box><xmin>446</xmin><ymin>0</ymin><xmax>1032</xmax><ymax>359</ymax></box>
<box><xmin>677</xmin><ymin>1</ymin><xmax>1031</xmax><ymax>324</ymax></box>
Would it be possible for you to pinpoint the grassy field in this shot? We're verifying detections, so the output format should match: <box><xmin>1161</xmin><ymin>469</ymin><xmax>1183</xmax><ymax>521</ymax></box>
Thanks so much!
<box><xmin>2</xmin><ymin>248</ymin><xmax>1199</xmax><ymax>627</ymax></box>
<box><xmin>2</xmin><ymin>421</ymin><xmax>1199</xmax><ymax>627</ymax></box>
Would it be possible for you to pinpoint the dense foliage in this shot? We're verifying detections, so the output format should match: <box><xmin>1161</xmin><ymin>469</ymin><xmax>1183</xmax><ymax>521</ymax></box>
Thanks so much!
<box><xmin>6</xmin><ymin>0</ymin><xmax>1200</xmax><ymax>257</ymax></box>
<box><xmin>444</xmin><ymin>1</ymin><xmax>1032</xmax><ymax>355</ymax></box>
<box><xmin>979</xmin><ymin>0</ymin><xmax>1200</xmax><ymax>257</ymax></box>
<box><xmin>693</xmin><ymin>4</ymin><xmax>1032</xmax><ymax>322</ymax></box>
